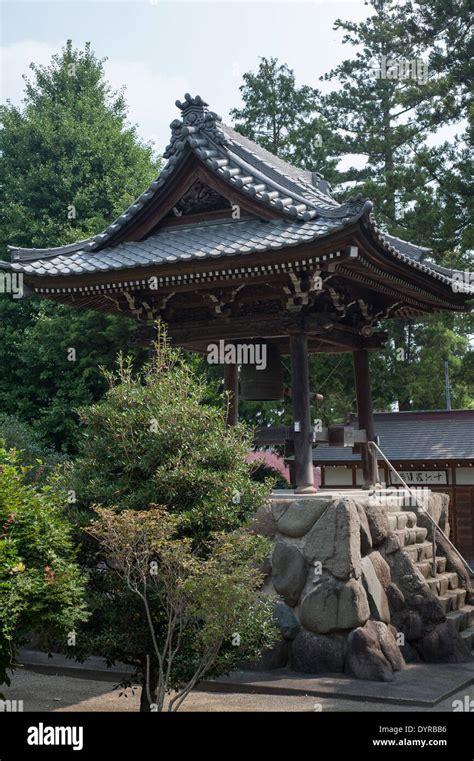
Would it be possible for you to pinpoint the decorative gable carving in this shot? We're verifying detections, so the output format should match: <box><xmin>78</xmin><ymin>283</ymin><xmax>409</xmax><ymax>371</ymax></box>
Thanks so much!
<box><xmin>167</xmin><ymin>179</ymin><xmax>231</xmax><ymax>218</ymax></box>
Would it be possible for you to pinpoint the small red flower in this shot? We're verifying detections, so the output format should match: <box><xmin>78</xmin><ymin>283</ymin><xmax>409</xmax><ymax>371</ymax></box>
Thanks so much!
<box><xmin>44</xmin><ymin>565</ymin><xmax>56</xmax><ymax>583</ymax></box>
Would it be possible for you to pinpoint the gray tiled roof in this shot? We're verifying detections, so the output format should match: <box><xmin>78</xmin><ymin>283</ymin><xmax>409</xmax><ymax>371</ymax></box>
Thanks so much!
<box><xmin>2</xmin><ymin>217</ymin><xmax>354</xmax><ymax>277</ymax></box>
<box><xmin>2</xmin><ymin>93</ymin><xmax>472</xmax><ymax>295</ymax></box>
<box><xmin>7</xmin><ymin>94</ymin><xmax>371</xmax><ymax>264</ymax></box>
<box><xmin>312</xmin><ymin>412</ymin><xmax>474</xmax><ymax>462</ymax></box>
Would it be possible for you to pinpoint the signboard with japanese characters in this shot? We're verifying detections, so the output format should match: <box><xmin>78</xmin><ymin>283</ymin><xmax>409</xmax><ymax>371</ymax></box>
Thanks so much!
<box><xmin>389</xmin><ymin>470</ymin><xmax>448</xmax><ymax>485</ymax></box>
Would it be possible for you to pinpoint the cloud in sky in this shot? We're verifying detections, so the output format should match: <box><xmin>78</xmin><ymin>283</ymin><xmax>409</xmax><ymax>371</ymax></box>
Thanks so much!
<box><xmin>103</xmin><ymin>58</ymin><xmax>189</xmax><ymax>151</ymax></box>
<box><xmin>1</xmin><ymin>39</ymin><xmax>190</xmax><ymax>152</ymax></box>
<box><xmin>1</xmin><ymin>39</ymin><xmax>59</xmax><ymax>105</ymax></box>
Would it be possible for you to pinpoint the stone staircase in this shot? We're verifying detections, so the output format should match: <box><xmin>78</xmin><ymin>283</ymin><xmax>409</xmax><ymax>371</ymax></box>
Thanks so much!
<box><xmin>387</xmin><ymin>507</ymin><xmax>474</xmax><ymax>650</ymax></box>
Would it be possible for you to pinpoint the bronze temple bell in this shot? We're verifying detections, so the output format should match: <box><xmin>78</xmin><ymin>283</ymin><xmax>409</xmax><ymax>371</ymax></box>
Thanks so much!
<box><xmin>239</xmin><ymin>340</ymin><xmax>284</xmax><ymax>401</ymax></box>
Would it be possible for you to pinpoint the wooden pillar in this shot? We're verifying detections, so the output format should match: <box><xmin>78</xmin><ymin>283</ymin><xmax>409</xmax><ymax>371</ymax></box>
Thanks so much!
<box><xmin>352</xmin><ymin>349</ymin><xmax>379</xmax><ymax>487</ymax></box>
<box><xmin>290</xmin><ymin>334</ymin><xmax>316</xmax><ymax>493</ymax></box>
<box><xmin>224</xmin><ymin>359</ymin><xmax>239</xmax><ymax>426</ymax></box>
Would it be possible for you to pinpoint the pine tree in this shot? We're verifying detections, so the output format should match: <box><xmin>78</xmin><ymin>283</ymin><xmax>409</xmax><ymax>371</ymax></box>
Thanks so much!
<box><xmin>0</xmin><ymin>41</ymin><xmax>159</xmax><ymax>450</ymax></box>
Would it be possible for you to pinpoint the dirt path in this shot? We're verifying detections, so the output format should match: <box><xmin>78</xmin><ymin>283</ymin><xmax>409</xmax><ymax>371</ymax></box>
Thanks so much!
<box><xmin>2</xmin><ymin>670</ymin><xmax>473</xmax><ymax>712</ymax></box>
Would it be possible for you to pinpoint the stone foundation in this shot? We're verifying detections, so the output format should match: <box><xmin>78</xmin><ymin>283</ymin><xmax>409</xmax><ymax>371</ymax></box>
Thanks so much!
<box><xmin>249</xmin><ymin>488</ymin><xmax>473</xmax><ymax>681</ymax></box>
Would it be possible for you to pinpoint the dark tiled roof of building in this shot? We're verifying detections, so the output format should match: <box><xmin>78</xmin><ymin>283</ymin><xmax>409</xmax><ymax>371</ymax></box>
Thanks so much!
<box><xmin>2</xmin><ymin>93</ymin><xmax>472</xmax><ymax>295</ymax></box>
<box><xmin>2</xmin><ymin>217</ymin><xmax>364</xmax><ymax>277</ymax></box>
<box><xmin>313</xmin><ymin>410</ymin><xmax>474</xmax><ymax>462</ymax></box>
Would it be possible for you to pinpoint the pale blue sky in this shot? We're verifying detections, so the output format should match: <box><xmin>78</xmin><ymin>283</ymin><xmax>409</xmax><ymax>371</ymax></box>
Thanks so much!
<box><xmin>1</xmin><ymin>0</ymin><xmax>462</xmax><ymax>164</ymax></box>
<box><xmin>1</xmin><ymin>0</ymin><xmax>371</xmax><ymax>151</ymax></box>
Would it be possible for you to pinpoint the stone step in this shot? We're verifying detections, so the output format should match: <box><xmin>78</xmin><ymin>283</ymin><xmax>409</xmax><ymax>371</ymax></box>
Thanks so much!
<box><xmin>422</xmin><ymin>571</ymin><xmax>459</xmax><ymax>595</ymax></box>
<box><xmin>447</xmin><ymin>605</ymin><xmax>474</xmax><ymax>633</ymax></box>
<box><xmin>395</xmin><ymin>527</ymin><xmax>429</xmax><ymax>548</ymax></box>
<box><xmin>415</xmin><ymin>557</ymin><xmax>449</xmax><ymax>579</ymax></box>
<box><xmin>438</xmin><ymin>589</ymin><xmax>467</xmax><ymax>614</ymax></box>
<box><xmin>446</xmin><ymin>572</ymin><xmax>460</xmax><ymax>590</ymax></box>
<box><xmin>465</xmin><ymin>604</ymin><xmax>474</xmax><ymax>627</ymax></box>
<box><xmin>403</xmin><ymin>541</ymin><xmax>434</xmax><ymax>562</ymax></box>
<box><xmin>385</xmin><ymin>500</ymin><xmax>421</xmax><ymax>515</ymax></box>
<box><xmin>416</xmin><ymin>541</ymin><xmax>434</xmax><ymax>561</ymax></box>
<box><xmin>387</xmin><ymin>514</ymin><xmax>397</xmax><ymax>531</ymax></box>
<box><xmin>454</xmin><ymin>589</ymin><xmax>467</xmax><ymax>610</ymax></box>
<box><xmin>387</xmin><ymin>511</ymin><xmax>418</xmax><ymax>530</ymax></box>
<box><xmin>416</xmin><ymin>560</ymin><xmax>432</xmax><ymax>578</ymax></box>
<box><xmin>459</xmin><ymin>626</ymin><xmax>474</xmax><ymax>649</ymax></box>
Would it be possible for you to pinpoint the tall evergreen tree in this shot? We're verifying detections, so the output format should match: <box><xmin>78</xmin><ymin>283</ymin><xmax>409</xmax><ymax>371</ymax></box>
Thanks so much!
<box><xmin>318</xmin><ymin>0</ymin><xmax>473</xmax><ymax>411</ymax></box>
<box><xmin>319</xmin><ymin>0</ymin><xmax>432</xmax><ymax>230</ymax></box>
<box><xmin>230</xmin><ymin>56</ymin><xmax>339</xmax><ymax>184</ymax></box>
<box><xmin>230</xmin><ymin>2</ymin><xmax>472</xmax><ymax>417</ymax></box>
<box><xmin>0</xmin><ymin>41</ymin><xmax>159</xmax><ymax>450</ymax></box>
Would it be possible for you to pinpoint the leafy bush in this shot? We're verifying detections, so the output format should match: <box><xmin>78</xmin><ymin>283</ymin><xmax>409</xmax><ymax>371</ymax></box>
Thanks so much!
<box><xmin>0</xmin><ymin>413</ymin><xmax>66</xmax><ymax>483</ymax></box>
<box><xmin>68</xmin><ymin>332</ymin><xmax>270</xmax><ymax>542</ymax></box>
<box><xmin>87</xmin><ymin>506</ymin><xmax>277</xmax><ymax>711</ymax></box>
<box><xmin>0</xmin><ymin>447</ymin><xmax>88</xmax><ymax>686</ymax></box>
<box><xmin>64</xmin><ymin>331</ymin><xmax>276</xmax><ymax>708</ymax></box>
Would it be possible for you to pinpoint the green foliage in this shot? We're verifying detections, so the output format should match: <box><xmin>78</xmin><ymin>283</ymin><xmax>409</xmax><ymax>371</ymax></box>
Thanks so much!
<box><xmin>0</xmin><ymin>40</ymin><xmax>158</xmax><ymax>253</ymax></box>
<box><xmin>63</xmin><ymin>332</ymin><xmax>274</xmax><ymax>698</ymax></box>
<box><xmin>231</xmin><ymin>5</ymin><xmax>472</xmax><ymax>419</ymax></box>
<box><xmin>319</xmin><ymin>0</ymin><xmax>432</xmax><ymax>227</ymax></box>
<box><xmin>0</xmin><ymin>413</ymin><xmax>65</xmax><ymax>483</ymax></box>
<box><xmin>87</xmin><ymin>506</ymin><xmax>277</xmax><ymax>710</ymax></box>
<box><xmin>405</xmin><ymin>0</ymin><xmax>472</xmax><ymax>127</ymax></box>
<box><xmin>0</xmin><ymin>300</ymin><xmax>147</xmax><ymax>452</ymax></box>
<box><xmin>0</xmin><ymin>447</ymin><xmax>88</xmax><ymax>686</ymax></box>
<box><xmin>68</xmin><ymin>331</ymin><xmax>270</xmax><ymax>542</ymax></box>
<box><xmin>230</xmin><ymin>56</ymin><xmax>339</xmax><ymax>184</ymax></box>
<box><xmin>0</xmin><ymin>40</ymin><xmax>156</xmax><ymax>450</ymax></box>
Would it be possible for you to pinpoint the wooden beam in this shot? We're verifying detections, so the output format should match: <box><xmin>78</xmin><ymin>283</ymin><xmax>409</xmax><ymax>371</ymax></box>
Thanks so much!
<box><xmin>290</xmin><ymin>333</ymin><xmax>317</xmax><ymax>494</ymax></box>
<box><xmin>352</xmin><ymin>349</ymin><xmax>379</xmax><ymax>487</ymax></box>
<box><xmin>166</xmin><ymin>316</ymin><xmax>386</xmax><ymax>351</ymax></box>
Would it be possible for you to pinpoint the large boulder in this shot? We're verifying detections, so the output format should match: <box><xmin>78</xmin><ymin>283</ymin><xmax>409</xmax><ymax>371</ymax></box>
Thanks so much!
<box><xmin>346</xmin><ymin>620</ymin><xmax>405</xmax><ymax>682</ymax></box>
<box><xmin>368</xmin><ymin>551</ymin><xmax>391</xmax><ymax>591</ymax></box>
<box><xmin>299</xmin><ymin>576</ymin><xmax>370</xmax><ymax>634</ymax></box>
<box><xmin>384</xmin><ymin>532</ymin><xmax>401</xmax><ymax>554</ymax></box>
<box><xmin>415</xmin><ymin>621</ymin><xmax>471</xmax><ymax>663</ymax></box>
<box><xmin>346</xmin><ymin>625</ymin><xmax>394</xmax><ymax>682</ymax></box>
<box><xmin>386</xmin><ymin>582</ymin><xmax>405</xmax><ymax>614</ymax></box>
<box><xmin>248</xmin><ymin>502</ymin><xmax>278</xmax><ymax>538</ymax></box>
<box><xmin>273</xmin><ymin>601</ymin><xmax>300</xmax><ymax>641</ymax></box>
<box><xmin>271</xmin><ymin>499</ymin><xmax>291</xmax><ymax>522</ymax></box>
<box><xmin>386</xmin><ymin>549</ymin><xmax>427</xmax><ymax>599</ymax></box>
<box><xmin>400</xmin><ymin>641</ymin><xmax>421</xmax><ymax>663</ymax></box>
<box><xmin>409</xmin><ymin>592</ymin><xmax>445</xmax><ymax>626</ymax></box>
<box><xmin>374</xmin><ymin>620</ymin><xmax>405</xmax><ymax>671</ymax></box>
<box><xmin>277</xmin><ymin>497</ymin><xmax>329</xmax><ymax>538</ymax></box>
<box><xmin>271</xmin><ymin>542</ymin><xmax>307</xmax><ymax>607</ymax></box>
<box><xmin>303</xmin><ymin>498</ymin><xmax>361</xmax><ymax>580</ymax></box>
<box><xmin>356</xmin><ymin>502</ymin><xmax>372</xmax><ymax>556</ymax></box>
<box><xmin>392</xmin><ymin>609</ymin><xmax>424</xmax><ymax>641</ymax></box>
<box><xmin>365</xmin><ymin>501</ymin><xmax>390</xmax><ymax>546</ymax></box>
<box><xmin>361</xmin><ymin>556</ymin><xmax>390</xmax><ymax>624</ymax></box>
<box><xmin>290</xmin><ymin>630</ymin><xmax>347</xmax><ymax>674</ymax></box>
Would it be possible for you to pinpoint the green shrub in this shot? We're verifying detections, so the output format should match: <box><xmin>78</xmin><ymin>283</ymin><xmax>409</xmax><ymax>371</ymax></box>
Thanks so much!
<box><xmin>63</xmin><ymin>331</ymin><xmax>276</xmax><ymax>708</ymax></box>
<box><xmin>0</xmin><ymin>413</ymin><xmax>66</xmax><ymax>483</ymax></box>
<box><xmin>0</xmin><ymin>447</ymin><xmax>88</xmax><ymax>687</ymax></box>
<box><xmin>68</xmin><ymin>333</ymin><xmax>270</xmax><ymax>543</ymax></box>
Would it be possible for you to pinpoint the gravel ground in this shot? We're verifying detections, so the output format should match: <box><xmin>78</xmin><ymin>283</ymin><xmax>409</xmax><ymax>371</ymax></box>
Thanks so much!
<box><xmin>1</xmin><ymin>670</ymin><xmax>473</xmax><ymax>712</ymax></box>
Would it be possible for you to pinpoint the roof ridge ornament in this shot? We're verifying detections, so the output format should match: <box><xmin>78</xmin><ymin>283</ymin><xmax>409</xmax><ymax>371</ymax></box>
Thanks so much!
<box><xmin>164</xmin><ymin>93</ymin><xmax>227</xmax><ymax>159</ymax></box>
